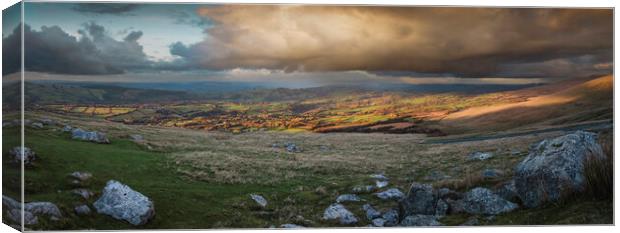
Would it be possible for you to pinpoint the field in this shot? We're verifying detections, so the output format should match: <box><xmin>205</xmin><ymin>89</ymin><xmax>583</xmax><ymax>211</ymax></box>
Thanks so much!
<box><xmin>1</xmin><ymin>75</ymin><xmax>614</xmax><ymax>229</ymax></box>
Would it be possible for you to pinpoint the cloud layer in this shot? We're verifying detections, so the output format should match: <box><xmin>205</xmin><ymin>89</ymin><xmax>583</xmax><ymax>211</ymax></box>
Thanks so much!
<box><xmin>2</xmin><ymin>22</ymin><xmax>151</xmax><ymax>75</ymax></box>
<box><xmin>72</xmin><ymin>3</ymin><xmax>140</xmax><ymax>15</ymax></box>
<box><xmin>170</xmin><ymin>6</ymin><xmax>612</xmax><ymax>77</ymax></box>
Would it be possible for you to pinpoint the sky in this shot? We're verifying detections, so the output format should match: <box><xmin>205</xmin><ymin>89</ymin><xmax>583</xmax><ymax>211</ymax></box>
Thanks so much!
<box><xmin>1</xmin><ymin>3</ymin><xmax>614</xmax><ymax>87</ymax></box>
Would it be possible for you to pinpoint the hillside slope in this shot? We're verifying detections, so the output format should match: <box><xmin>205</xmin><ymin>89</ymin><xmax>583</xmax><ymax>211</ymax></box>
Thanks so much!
<box><xmin>439</xmin><ymin>75</ymin><xmax>613</xmax><ymax>134</ymax></box>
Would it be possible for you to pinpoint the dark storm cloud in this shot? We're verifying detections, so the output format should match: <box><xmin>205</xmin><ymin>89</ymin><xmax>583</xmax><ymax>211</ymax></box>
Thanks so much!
<box><xmin>2</xmin><ymin>23</ymin><xmax>151</xmax><ymax>75</ymax></box>
<box><xmin>170</xmin><ymin>6</ymin><xmax>613</xmax><ymax>78</ymax></box>
<box><xmin>72</xmin><ymin>3</ymin><xmax>140</xmax><ymax>15</ymax></box>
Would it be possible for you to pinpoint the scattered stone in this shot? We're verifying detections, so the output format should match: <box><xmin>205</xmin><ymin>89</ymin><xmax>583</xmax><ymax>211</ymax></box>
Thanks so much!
<box><xmin>9</xmin><ymin>146</ymin><xmax>36</xmax><ymax>166</ymax></box>
<box><xmin>461</xmin><ymin>187</ymin><xmax>518</xmax><ymax>215</ymax></box>
<box><xmin>250</xmin><ymin>194</ymin><xmax>268</xmax><ymax>208</ymax></box>
<box><xmin>514</xmin><ymin>131</ymin><xmax>605</xmax><ymax>208</ymax></box>
<box><xmin>62</xmin><ymin>125</ymin><xmax>73</xmax><ymax>132</ymax></box>
<box><xmin>74</xmin><ymin>205</ymin><xmax>91</xmax><ymax>215</ymax></box>
<box><xmin>7</xmin><ymin>209</ymin><xmax>38</xmax><ymax>225</ymax></box>
<box><xmin>481</xmin><ymin>169</ymin><xmax>504</xmax><ymax>179</ymax></box>
<box><xmin>31</xmin><ymin>122</ymin><xmax>44</xmax><ymax>129</ymax></box>
<box><xmin>375</xmin><ymin>188</ymin><xmax>404</xmax><ymax>201</ymax></box>
<box><xmin>93</xmin><ymin>180</ymin><xmax>155</xmax><ymax>226</ymax></box>
<box><xmin>372</xmin><ymin>218</ymin><xmax>386</xmax><ymax>227</ymax></box>
<box><xmin>336</xmin><ymin>194</ymin><xmax>360</xmax><ymax>203</ymax></box>
<box><xmin>381</xmin><ymin>209</ymin><xmax>399</xmax><ymax>227</ymax></box>
<box><xmin>400</xmin><ymin>214</ymin><xmax>443</xmax><ymax>226</ymax></box>
<box><xmin>40</xmin><ymin>118</ymin><xmax>55</xmax><ymax>125</ymax></box>
<box><xmin>352</xmin><ymin>185</ymin><xmax>376</xmax><ymax>193</ymax></box>
<box><xmin>280</xmin><ymin>224</ymin><xmax>304</xmax><ymax>228</ymax></box>
<box><xmin>362</xmin><ymin>204</ymin><xmax>381</xmax><ymax>220</ymax></box>
<box><xmin>370</xmin><ymin>174</ymin><xmax>389</xmax><ymax>180</ymax></box>
<box><xmin>376</xmin><ymin>180</ymin><xmax>389</xmax><ymax>188</ymax></box>
<box><xmin>130</xmin><ymin>134</ymin><xmax>144</xmax><ymax>142</ymax></box>
<box><xmin>71</xmin><ymin>128</ymin><xmax>110</xmax><ymax>144</ymax></box>
<box><xmin>510</xmin><ymin>149</ymin><xmax>523</xmax><ymax>156</ymax></box>
<box><xmin>72</xmin><ymin>189</ymin><xmax>94</xmax><ymax>199</ymax></box>
<box><xmin>467</xmin><ymin>151</ymin><xmax>494</xmax><ymax>161</ymax></box>
<box><xmin>284</xmin><ymin>142</ymin><xmax>301</xmax><ymax>153</ymax></box>
<box><xmin>70</xmin><ymin>171</ymin><xmax>93</xmax><ymax>182</ymax></box>
<box><xmin>322</xmin><ymin>203</ymin><xmax>358</xmax><ymax>225</ymax></box>
<box><xmin>400</xmin><ymin>183</ymin><xmax>437</xmax><ymax>216</ymax></box>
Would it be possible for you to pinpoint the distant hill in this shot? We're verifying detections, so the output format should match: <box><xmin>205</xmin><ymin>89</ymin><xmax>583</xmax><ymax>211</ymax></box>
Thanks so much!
<box><xmin>2</xmin><ymin>81</ymin><xmax>202</xmax><ymax>109</ymax></box>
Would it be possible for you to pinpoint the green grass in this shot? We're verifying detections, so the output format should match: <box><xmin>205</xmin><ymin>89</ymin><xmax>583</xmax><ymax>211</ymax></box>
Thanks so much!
<box><xmin>1</xmin><ymin>127</ymin><xmax>346</xmax><ymax>230</ymax></box>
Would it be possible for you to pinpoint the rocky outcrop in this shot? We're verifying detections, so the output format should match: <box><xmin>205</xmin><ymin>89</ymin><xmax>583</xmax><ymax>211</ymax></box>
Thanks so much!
<box><xmin>93</xmin><ymin>180</ymin><xmax>155</xmax><ymax>225</ymax></box>
<box><xmin>461</xmin><ymin>187</ymin><xmax>518</xmax><ymax>215</ymax></box>
<box><xmin>322</xmin><ymin>204</ymin><xmax>358</xmax><ymax>225</ymax></box>
<box><xmin>71</xmin><ymin>128</ymin><xmax>110</xmax><ymax>144</ymax></box>
<box><xmin>514</xmin><ymin>131</ymin><xmax>605</xmax><ymax>208</ymax></box>
<box><xmin>3</xmin><ymin>195</ymin><xmax>62</xmax><ymax>224</ymax></box>
<box><xmin>9</xmin><ymin>146</ymin><xmax>36</xmax><ymax>166</ymax></box>
<box><xmin>381</xmin><ymin>209</ymin><xmax>399</xmax><ymax>227</ymax></box>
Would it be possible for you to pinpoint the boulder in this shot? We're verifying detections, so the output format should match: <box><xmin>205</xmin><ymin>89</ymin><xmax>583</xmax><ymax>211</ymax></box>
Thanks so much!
<box><xmin>74</xmin><ymin>205</ymin><xmax>92</xmax><ymax>215</ymax></box>
<box><xmin>9</xmin><ymin>146</ymin><xmax>36</xmax><ymax>166</ymax></box>
<box><xmin>336</xmin><ymin>194</ymin><xmax>360</xmax><ymax>203</ymax></box>
<box><xmin>382</xmin><ymin>209</ymin><xmax>399</xmax><ymax>227</ymax></box>
<box><xmin>31</xmin><ymin>122</ymin><xmax>44</xmax><ymax>129</ymax></box>
<box><xmin>7</xmin><ymin>209</ymin><xmax>38</xmax><ymax>225</ymax></box>
<box><xmin>322</xmin><ymin>203</ymin><xmax>358</xmax><ymax>225</ymax></box>
<box><xmin>437</xmin><ymin>188</ymin><xmax>463</xmax><ymax>200</ymax></box>
<box><xmin>400</xmin><ymin>183</ymin><xmax>437</xmax><ymax>216</ymax></box>
<box><xmin>372</xmin><ymin>218</ymin><xmax>386</xmax><ymax>227</ymax></box>
<box><xmin>70</xmin><ymin>171</ymin><xmax>93</xmax><ymax>182</ymax></box>
<box><xmin>93</xmin><ymin>180</ymin><xmax>155</xmax><ymax>226</ymax></box>
<box><xmin>352</xmin><ymin>185</ymin><xmax>375</xmax><ymax>194</ymax></box>
<box><xmin>375</xmin><ymin>188</ymin><xmax>404</xmax><ymax>200</ymax></box>
<box><xmin>24</xmin><ymin>202</ymin><xmax>63</xmax><ymax>219</ymax></box>
<box><xmin>2</xmin><ymin>195</ymin><xmax>21</xmax><ymax>209</ymax></box>
<box><xmin>514</xmin><ymin>131</ymin><xmax>605</xmax><ymax>208</ymax></box>
<box><xmin>461</xmin><ymin>187</ymin><xmax>518</xmax><ymax>215</ymax></box>
<box><xmin>71</xmin><ymin>128</ymin><xmax>110</xmax><ymax>144</ymax></box>
<box><xmin>72</xmin><ymin>189</ymin><xmax>94</xmax><ymax>199</ymax></box>
<box><xmin>363</xmin><ymin>204</ymin><xmax>381</xmax><ymax>220</ymax></box>
<box><xmin>467</xmin><ymin>151</ymin><xmax>494</xmax><ymax>161</ymax></box>
<box><xmin>400</xmin><ymin>214</ymin><xmax>443</xmax><ymax>226</ymax></box>
<box><xmin>250</xmin><ymin>194</ymin><xmax>268</xmax><ymax>208</ymax></box>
